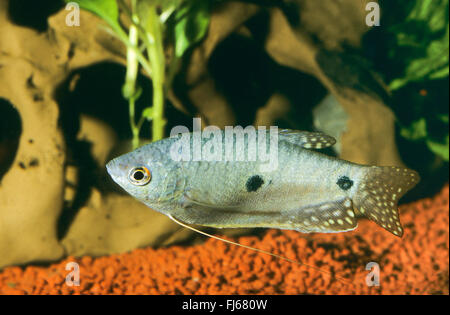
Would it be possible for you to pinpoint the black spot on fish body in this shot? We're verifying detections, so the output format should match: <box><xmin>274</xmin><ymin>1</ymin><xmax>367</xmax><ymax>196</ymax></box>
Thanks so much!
<box><xmin>246</xmin><ymin>175</ymin><xmax>264</xmax><ymax>192</ymax></box>
<box><xmin>337</xmin><ymin>176</ymin><xmax>353</xmax><ymax>191</ymax></box>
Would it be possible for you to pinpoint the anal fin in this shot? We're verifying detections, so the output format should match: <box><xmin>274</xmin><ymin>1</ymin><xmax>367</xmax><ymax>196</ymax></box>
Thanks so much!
<box><xmin>177</xmin><ymin>194</ymin><xmax>358</xmax><ymax>234</ymax></box>
<box><xmin>290</xmin><ymin>198</ymin><xmax>358</xmax><ymax>233</ymax></box>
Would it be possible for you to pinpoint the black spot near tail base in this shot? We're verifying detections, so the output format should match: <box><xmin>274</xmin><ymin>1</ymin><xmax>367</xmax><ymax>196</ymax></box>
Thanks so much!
<box><xmin>246</xmin><ymin>175</ymin><xmax>264</xmax><ymax>192</ymax></box>
<box><xmin>337</xmin><ymin>176</ymin><xmax>353</xmax><ymax>191</ymax></box>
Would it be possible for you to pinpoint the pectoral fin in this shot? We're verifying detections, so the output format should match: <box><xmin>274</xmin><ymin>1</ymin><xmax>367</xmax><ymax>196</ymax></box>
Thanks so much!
<box><xmin>279</xmin><ymin>129</ymin><xmax>336</xmax><ymax>149</ymax></box>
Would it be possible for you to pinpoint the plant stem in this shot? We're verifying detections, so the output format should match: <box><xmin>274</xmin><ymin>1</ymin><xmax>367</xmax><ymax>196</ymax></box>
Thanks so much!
<box><xmin>129</xmin><ymin>97</ymin><xmax>140</xmax><ymax>149</ymax></box>
<box><xmin>125</xmin><ymin>0</ymin><xmax>141</xmax><ymax>149</ymax></box>
<box><xmin>146</xmin><ymin>7</ymin><xmax>166</xmax><ymax>142</ymax></box>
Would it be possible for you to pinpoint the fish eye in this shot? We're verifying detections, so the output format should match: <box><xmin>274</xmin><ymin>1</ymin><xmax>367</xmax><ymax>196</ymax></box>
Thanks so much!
<box><xmin>128</xmin><ymin>166</ymin><xmax>151</xmax><ymax>186</ymax></box>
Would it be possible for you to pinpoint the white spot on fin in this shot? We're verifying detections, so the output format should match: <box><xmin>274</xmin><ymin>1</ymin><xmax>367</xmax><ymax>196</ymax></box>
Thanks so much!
<box><xmin>290</xmin><ymin>198</ymin><xmax>357</xmax><ymax>233</ymax></box>
<box><xmin>279</xmin><ymin>129</ymin><xmax>336</xmax><ymax>150</ymax></box>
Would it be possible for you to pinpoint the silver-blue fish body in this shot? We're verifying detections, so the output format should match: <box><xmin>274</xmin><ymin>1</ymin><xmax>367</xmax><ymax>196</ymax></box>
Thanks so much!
<box><xmin>106</xmin><ymin>129</ymin><xmax>419</xmax><ymax>237</ymax></box>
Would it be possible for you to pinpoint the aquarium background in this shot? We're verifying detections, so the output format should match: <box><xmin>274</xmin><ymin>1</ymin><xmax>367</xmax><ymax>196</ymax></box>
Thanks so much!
<box><xmin>0</xmin><ymin>0</ymin><xmax>448</xmax><ymax>295</ymax></box>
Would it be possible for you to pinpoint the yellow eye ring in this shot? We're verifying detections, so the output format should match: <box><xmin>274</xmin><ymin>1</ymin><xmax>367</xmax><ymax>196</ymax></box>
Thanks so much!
<box><xmin>128</xmin><ymin>166</ymin><xmax>151</xmax><ymax>186</ymax></box>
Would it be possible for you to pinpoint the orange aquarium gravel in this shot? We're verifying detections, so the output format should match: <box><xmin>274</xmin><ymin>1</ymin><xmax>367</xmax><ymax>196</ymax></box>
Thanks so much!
<box><xmin>0</xmin><ymin>185</ymin><xmax>448</xmax><ymax>295</ymax></box>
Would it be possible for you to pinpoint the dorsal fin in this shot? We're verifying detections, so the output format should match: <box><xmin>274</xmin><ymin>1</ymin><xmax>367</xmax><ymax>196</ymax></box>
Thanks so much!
<box><xmin>279</xmin><ymin>129</ymin><xmax>336</xmax><ymax>149</ymax></box>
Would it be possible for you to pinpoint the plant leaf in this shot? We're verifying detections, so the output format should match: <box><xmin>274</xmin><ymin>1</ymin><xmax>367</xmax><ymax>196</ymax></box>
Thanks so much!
<box><xmin>142</xmin><ymin>107</ymin><xmax>154</xmax><ymax>120</ymax></box>
<box><xmin>137</xmin><ymin>0</ymin><xmax>183</xmax><ymax>24</ymax></box>
<box><xmin>427</xmin><ymin>135</ymin><xmax>449</xmax><ymax>161</ymax></box>
<box><xmin>66</xmin><ymin>0</ymin><xmax>121</xmax><ymax>30</ymax></box>
<box><xmin>173</xmin><ymin>0</ymin><xmax>210</xmax><ymax>57</ymax></box>
<box><xmin>400</xmin><ymin>118</ymin><xmax>428</xmax><ymax>140</ymax></box>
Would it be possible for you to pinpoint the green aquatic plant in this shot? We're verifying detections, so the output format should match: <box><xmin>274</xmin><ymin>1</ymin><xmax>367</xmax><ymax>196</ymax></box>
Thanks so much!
<box><xmin>67</xmin><ymin>0</ymin><xmax>210</xmax><ymax>148</ymax></box>
<box><xmin>387</xmin><ymin>0</ymin><xmax>449</xmax><ymax>90</ymax></box>
<box><xmin>382</xmin><ymin>0</ymin><xmax>449</xmax><ymax>161</ymax></box>
<box><xmin>364</xmin><ymin>0</ymin><xmax>449</xmax><ymax>162</ymax></box>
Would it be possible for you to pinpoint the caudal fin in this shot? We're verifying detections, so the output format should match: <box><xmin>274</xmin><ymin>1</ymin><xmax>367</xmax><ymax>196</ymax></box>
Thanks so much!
<box><xmin>353</xmin><ymin>166</ymin><xmax>420</xmax><ymax>237</ymax></box>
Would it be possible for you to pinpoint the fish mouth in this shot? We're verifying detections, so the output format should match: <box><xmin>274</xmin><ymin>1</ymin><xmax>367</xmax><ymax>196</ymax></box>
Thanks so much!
<box><xmin>105</xmin><ymin>159</ymin><xmax>115</xmax><ymax>177</ymax></box>
<box><xmin>105</xmin><ymin>158</ymin><xmax>124</xmax><ymax>183</ymax></box>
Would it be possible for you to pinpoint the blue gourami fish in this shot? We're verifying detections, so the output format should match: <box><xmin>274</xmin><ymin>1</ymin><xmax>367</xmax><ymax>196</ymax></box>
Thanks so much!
<box><xmin>106</xmin><ymin>129</ymin><xmax>420</xmax><ymax>237</ymax></box>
